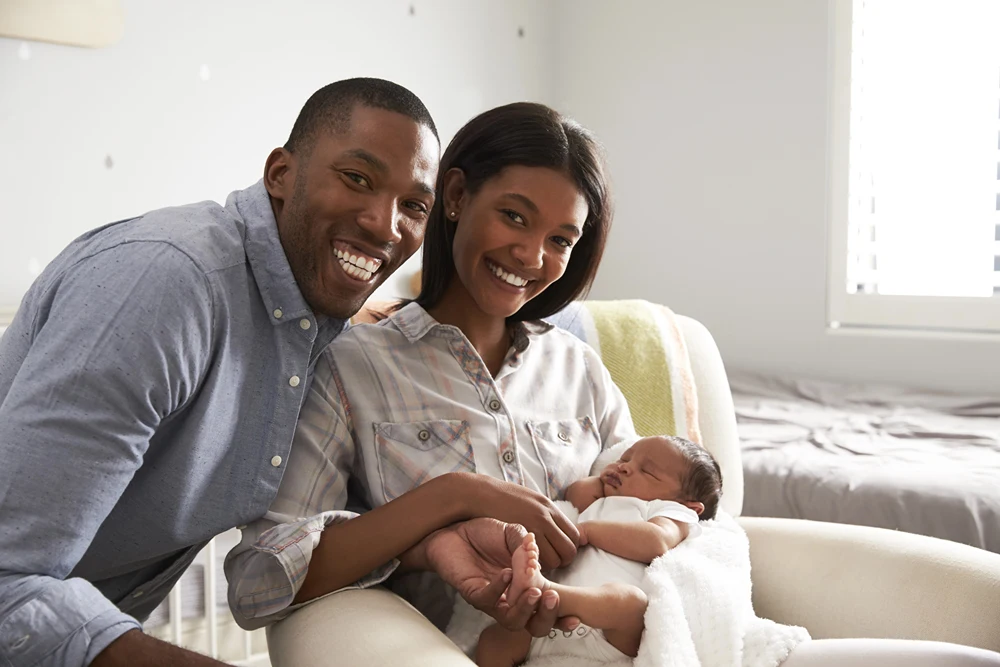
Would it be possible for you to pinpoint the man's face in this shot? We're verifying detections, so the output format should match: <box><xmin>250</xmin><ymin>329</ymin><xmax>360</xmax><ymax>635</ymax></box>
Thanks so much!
<box><xmin>267</xmin><ymin>106</ymin><xmax>439</xmax><ymax>319</ymax></box>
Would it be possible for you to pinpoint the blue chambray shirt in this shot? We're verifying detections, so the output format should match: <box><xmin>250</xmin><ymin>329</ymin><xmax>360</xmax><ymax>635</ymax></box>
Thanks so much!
<box><xmin>0</xmin><ymin>181</ymin><xmax>345</xmax><ymax>667</ymax></box>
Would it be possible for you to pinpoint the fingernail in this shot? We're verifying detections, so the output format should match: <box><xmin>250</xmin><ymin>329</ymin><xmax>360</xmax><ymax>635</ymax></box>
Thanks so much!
<box><xmin>567</xmin><ymin>619</ymin><xmax>580</xmax><ymax>630</ymax></box>
<box><xmin>527</xmin><ymin>589</ymin><xmax>541</xmax><ymax>602</ymax></box>
<box><xmin>502</xmin><ymin>571</ymin><xmax>512</xmax><ymax>583</ymax></box>
<box><xmin>544</xmin><ymin>595</ymin><xmax>557</xmax><ymax>610</ymax></box>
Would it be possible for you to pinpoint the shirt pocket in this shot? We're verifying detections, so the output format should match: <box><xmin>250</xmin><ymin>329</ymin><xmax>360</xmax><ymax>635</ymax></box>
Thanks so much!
<box><xmin>527</xmin><ymin>416</ymin><xmax>601</xmax><ymax>500</ymax></box>
<box><xmin>374</xmin><ymin>419</ymin><xmax>475</xmax><ymax>502</ymax></box>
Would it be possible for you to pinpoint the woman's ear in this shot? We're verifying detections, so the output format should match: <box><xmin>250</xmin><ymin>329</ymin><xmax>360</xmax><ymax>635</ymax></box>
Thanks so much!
<box><xmin>442</xmin><ymin>167</ymin><xmax>467</xmax><ymax>220</ymax></box>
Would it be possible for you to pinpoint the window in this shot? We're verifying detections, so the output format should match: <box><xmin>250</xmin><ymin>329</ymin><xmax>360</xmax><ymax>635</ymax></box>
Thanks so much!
<box><xmin>828</xmin><ymin>0</ymin><xmax>1000</xmax><ymax>333</ymax></box>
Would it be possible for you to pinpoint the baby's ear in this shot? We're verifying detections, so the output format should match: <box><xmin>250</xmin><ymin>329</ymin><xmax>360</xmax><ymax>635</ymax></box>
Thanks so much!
<box><xmin>683</xmin><ymin>500</ymin><xmax>705</xmax><ymax>516</ymax></box>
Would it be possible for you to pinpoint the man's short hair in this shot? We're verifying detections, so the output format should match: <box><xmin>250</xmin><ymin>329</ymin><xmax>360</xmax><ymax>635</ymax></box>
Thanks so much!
<box><xmin>284</xmin><ymin>78</ymin><xmax>439</xmax><ymax>155</ymax></box>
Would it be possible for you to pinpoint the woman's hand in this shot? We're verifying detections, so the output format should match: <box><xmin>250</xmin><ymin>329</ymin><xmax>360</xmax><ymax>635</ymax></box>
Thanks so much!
<box><xmin>418</xmin><ymin>518</ymin><xmax>580</xmax><ymax>637</ymax></box>
<box><xmin>456</xmin><ymin>473</ymin><xmax>580</xmax><ymax>569</ymax></box>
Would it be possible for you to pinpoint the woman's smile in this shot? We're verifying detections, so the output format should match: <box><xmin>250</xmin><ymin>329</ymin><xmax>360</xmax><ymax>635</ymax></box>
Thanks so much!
<box><xmin>484</xmin><ymin>258</ymin><xmax>534</xmax><ymax>291</ymax></box>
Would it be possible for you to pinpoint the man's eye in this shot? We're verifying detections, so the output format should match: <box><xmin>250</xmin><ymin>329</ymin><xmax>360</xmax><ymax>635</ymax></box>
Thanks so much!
<box><xmin>345</xmin><ymin>173</ymin><xmax>370</xmax><ymax>188</ymax></box>
<box><xmin>404</xmin><ymin>201</ymin><xmax>429</xmax><ymax>214</ymax></box>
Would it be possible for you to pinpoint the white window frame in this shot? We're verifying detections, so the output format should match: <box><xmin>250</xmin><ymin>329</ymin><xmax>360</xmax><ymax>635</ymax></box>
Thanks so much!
<box><xmin>826</xmin><ymin>0</ymin><xmax>1000</xmax><ymax>334</ymax></box>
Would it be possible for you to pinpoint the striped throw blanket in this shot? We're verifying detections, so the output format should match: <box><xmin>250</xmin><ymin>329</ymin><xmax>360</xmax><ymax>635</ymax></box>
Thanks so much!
<box><xmin>545</xmin><ymin>299</ymin><xmax>701</xmax><ymax>445</ymax></box>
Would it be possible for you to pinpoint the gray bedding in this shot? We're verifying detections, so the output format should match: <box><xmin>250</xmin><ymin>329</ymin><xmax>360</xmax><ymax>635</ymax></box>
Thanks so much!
<box><xmin>731</xmin><ymin>373</ymin><xmax>1000</xmax><ymax>554</ymax></box>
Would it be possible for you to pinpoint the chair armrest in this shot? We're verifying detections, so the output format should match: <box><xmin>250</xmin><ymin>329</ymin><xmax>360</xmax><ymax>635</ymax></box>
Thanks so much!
<box><xmin>266</xmin><ymin>588</ymin><xmax>474</xmax><ymax>667</ymax></box>
<box><xmin>739</xmin><ymin>516</ymin><xmax>1000</xmax><ymax>652</ymax></box>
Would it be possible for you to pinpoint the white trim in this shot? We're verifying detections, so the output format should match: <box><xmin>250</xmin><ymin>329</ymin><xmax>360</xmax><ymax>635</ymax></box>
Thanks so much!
<box><xmin>827</xmin><ymin>323</ymin><xmax>1000</xmax><ymax>342</ymax></box>
<box><xmin>826</xmin><ymin>0</ymin><xmax>852</xmax><ymax>334</ymax></box>
<box><xmin>826</xmin><ymin>0</ymin><xmax>1000</xmax><ymax>334</ymax></box>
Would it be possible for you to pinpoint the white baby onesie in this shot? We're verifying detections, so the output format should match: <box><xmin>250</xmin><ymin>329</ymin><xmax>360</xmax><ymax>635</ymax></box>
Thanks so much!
<box><xmin>527</xmin><ymin>496</ymin><xmax>701</xmax><ymax>663</ymax></box>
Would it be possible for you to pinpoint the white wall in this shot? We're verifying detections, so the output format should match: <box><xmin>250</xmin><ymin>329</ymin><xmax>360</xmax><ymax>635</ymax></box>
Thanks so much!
<box><xmin>0</xmin><ymin>0</ymin><xmax>555</xmax><ymax>312</ymax></box>
<box><xmin>551</xmin><ymin>0</ymin><xmax>1000</xmax><ymax>394</ymax></box>
<box><xmin>5</xmin><ymin>0</ymin><xmax>997</xmax><ymax>394</ymax></box>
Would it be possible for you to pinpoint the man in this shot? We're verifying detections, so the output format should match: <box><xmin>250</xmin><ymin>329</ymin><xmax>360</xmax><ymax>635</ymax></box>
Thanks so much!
<box><xmin>0</xmin><ymin>78</ymin><xmax>572</xmax><ymax>667</ymax></box>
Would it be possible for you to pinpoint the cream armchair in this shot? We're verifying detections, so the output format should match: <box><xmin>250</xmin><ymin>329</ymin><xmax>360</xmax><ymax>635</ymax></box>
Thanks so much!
<box><xmin>266</xmin><ymin>311</ymin><xmax>1000</xmax><ymax>666</ymax></box>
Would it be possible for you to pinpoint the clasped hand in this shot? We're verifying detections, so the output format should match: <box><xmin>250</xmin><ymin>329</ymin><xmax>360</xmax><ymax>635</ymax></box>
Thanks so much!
<box><xmin>423</xmin><ymin>475</ymin><xmax>580</xmax><ymax>637</ymax></box>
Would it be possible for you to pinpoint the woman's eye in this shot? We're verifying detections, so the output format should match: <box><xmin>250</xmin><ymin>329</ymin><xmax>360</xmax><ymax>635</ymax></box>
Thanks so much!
<box><xmin>553</xmin><ymin>236</ymin><xmax>573</xmax><ymax>249</ymax></box>
<box><xmin>503</xmin><ymin>209</ymin><xmax>526</xmax><ymax>225</ymax></box>
<box><xmin>404</xmin><ymin>201</ymin><xmax>429</xmax><ymax>215</ymax></box>
<box><xmin>345</xmin><ymin>172</ymin><xmax>370</xmax><ymax>188</ymax></box>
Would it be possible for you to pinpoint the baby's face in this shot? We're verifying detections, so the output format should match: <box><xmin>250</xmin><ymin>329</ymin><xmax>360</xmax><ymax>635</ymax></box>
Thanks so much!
<box><xmin>599</xmin><ymin>437</ymin><xmax>687</xmax><ymax>502</ymax></box>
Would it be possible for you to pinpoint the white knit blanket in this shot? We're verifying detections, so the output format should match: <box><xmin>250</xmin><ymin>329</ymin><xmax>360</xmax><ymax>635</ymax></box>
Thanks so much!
<box><xmin>447</xmin><ymin>511</ymin><xmax>809</xmax><ymax>667</ymax></box>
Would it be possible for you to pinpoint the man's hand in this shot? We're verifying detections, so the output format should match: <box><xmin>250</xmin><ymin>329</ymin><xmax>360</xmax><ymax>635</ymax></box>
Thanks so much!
<box><xmin>457</xmin><ymin>473</ymin><xmax>580</xmax><ymax>569</ymax></box>
<box><xmin>419</xmin><ymin>518</ymin><xmax>579</xmax><ymax>637</ymax></box>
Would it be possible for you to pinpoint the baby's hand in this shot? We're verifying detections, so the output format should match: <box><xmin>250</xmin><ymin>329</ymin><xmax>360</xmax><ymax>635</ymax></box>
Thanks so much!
<box><xmin>565</xmin><ymin>476</ymin><xmax>603</xmax><ymax>513</ymax></box>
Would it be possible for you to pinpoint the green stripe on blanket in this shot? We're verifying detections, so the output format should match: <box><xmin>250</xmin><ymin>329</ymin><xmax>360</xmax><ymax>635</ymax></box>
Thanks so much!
<box><xmin>584</xmin><ymin>300</ymin><xmax>677</xmax><ymax>438</ymax></box>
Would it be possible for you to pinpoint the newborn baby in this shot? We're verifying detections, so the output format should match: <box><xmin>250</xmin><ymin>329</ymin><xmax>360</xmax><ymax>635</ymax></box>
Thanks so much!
<box><xmin>475</xmin><ymin>435</ymin><xmax>723</xmax><ymax>667</ymax></box>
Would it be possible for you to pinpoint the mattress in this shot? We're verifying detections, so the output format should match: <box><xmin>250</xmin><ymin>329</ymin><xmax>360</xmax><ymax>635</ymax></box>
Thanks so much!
<box><xmin>731</xmin><ymin>373</ymin><xmax>1000</xmax><ymax>554</ymax></box>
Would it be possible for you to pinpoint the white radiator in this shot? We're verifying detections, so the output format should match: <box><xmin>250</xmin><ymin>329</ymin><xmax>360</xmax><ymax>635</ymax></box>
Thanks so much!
<box><xmin>143</xmin><ymin>530</ymin><xmax>270</xmax><ymax>666</ymax></box>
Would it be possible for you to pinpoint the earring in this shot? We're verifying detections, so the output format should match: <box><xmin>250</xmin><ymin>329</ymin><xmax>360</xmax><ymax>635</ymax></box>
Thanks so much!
<box><xmin>449</xmin><ymin>211</ymin><xmax>458</xmax><ymax>219</ymax></box>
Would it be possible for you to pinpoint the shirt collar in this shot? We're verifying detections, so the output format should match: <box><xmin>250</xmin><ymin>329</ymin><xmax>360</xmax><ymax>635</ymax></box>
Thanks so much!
<box><xmin>226</xmin><ymin>180</ymin><xmax>321</xmax><ymax>326</ymax></box>
<box><xmin>390</xmin><ymin>301</ymin><xmax>554</xmax><ymax>348</ymax></box>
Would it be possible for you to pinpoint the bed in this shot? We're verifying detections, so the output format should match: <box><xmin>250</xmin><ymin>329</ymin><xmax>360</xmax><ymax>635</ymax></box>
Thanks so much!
<box><xmin>731</xmin><ymin>373</ymin><xmax>1000</xmax><ymax>555</ymax></box>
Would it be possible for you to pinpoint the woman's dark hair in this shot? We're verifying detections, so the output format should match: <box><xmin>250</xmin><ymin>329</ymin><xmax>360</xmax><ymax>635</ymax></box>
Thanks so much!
<box><xmin>414</xmin><ymin>102</ymin><xmax>612</xmax><ymax>321</ymax></box>
<box><xmin>669</xmin><ymin>436</ymin><xmax>724</xmax><ymax>521</ymax></box>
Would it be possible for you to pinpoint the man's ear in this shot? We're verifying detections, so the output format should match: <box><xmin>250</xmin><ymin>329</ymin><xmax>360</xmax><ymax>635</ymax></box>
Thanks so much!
<box><xmin>441</xmin><ymin>167</ymin><xmax>467</xmax><ymax>219</ymax></box>
<box><xmin>683</xmin><ymin>501</ymin><xmax>705</xmax><ymax>517</ymax></box>
<box><xmin>264</xmin><ymin>147</ymin><xmax>295</xmax><ymax>204</ymax></box>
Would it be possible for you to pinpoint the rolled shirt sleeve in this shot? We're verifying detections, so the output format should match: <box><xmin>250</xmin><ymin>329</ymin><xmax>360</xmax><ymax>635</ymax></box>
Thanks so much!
<box><xmin>0</xmin><ymin>573</ymin><xmax>141</xmax><ymax>667</ymax></box>
<box><xmin>0</xmin><ymin>242</ymin><xmax>214</xmax><ymax>667</ymax></box>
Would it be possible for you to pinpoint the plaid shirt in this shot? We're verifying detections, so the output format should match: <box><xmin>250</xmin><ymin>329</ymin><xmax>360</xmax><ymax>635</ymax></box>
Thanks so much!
<box><xmin>225</xmin><ymin>303</ymin><xmax>638</xmax><ymax>628</ymax></box>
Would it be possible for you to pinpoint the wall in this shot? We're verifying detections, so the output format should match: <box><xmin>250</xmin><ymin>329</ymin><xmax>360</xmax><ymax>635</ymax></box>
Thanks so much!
<box><xmin>5</xmin><ymin>0</ymin><xmax>997</xmax><ymax>394</ymax></box>
<box><xmin>551</xmin><ymin>0</ymin><xmax>1000</xmax><ymax>394</ymax></box>
<box><xmin>0</xmin><ymin>0</ymin><xmax>555</xmax><ymax>314</ymax></box>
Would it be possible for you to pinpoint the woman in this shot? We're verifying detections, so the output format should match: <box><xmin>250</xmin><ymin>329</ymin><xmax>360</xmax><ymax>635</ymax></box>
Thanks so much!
<box><xmin>227</xmin><ymin>102</ymin><xmax>625</xmax><ymax>635</ymax></box>
<box><xmin>227</xmin><ymin>103</ymin><xmax>1000</xmax><ymax>667</ymax></box>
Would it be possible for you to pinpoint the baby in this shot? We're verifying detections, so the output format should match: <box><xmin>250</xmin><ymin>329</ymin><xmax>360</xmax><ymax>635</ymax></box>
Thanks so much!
<box><xmin>475</xmin><ymin>435</ymin><xmax>723</xmax><ymax>666</ymax></box>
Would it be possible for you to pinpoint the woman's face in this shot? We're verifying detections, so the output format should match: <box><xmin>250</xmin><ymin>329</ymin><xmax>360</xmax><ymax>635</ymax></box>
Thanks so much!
<box><xmin>446</xmin><ymin>166</ymin><xmax>589</xmax><ymax>319</ymax></box>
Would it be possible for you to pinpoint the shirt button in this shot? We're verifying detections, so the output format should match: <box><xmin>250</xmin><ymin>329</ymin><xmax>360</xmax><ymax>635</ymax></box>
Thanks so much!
<box><xmin>502</xmin><ymin>450</ymin><xmax>515</xmax><ymax>464</ymax></box>
<box><xmin>273</xmin><ymin>309</ymin><xmax>283</xmax><ymax>319</ymax></box>
<box><xmin>488</xmin><ymin>399</ymin><xmax>502</xmax><ymax>411</ymax></box>
<box><xmin>418</xmin><ymin>429</ymin><xmax>431</xmax><ymax>441</ymax></box>
<box><xmin>271</xmin><ymin>455</ymin><xmax>283</xmax><ymax>467</ymax></box>
<box><xmin>288</xmin><ymin>375</ymin><xmax>301</xmax><ymax>387</ymax></box>
<box><xmin>558</xmin><ymin>432</ymin><xmax>570</xmax><ymax>442</ymax></box>
<box><xmin>299</xmin><ymin>318</ymin><xmax>311</xmax><ymax>330</ymax></box>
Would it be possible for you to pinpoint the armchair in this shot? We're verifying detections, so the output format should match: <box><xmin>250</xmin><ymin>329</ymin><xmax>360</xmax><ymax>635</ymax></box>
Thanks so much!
<box><xmin>266</xmin><ymin>306</ymin><xmax>1000</xmax><ymax>665</ymax></box>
